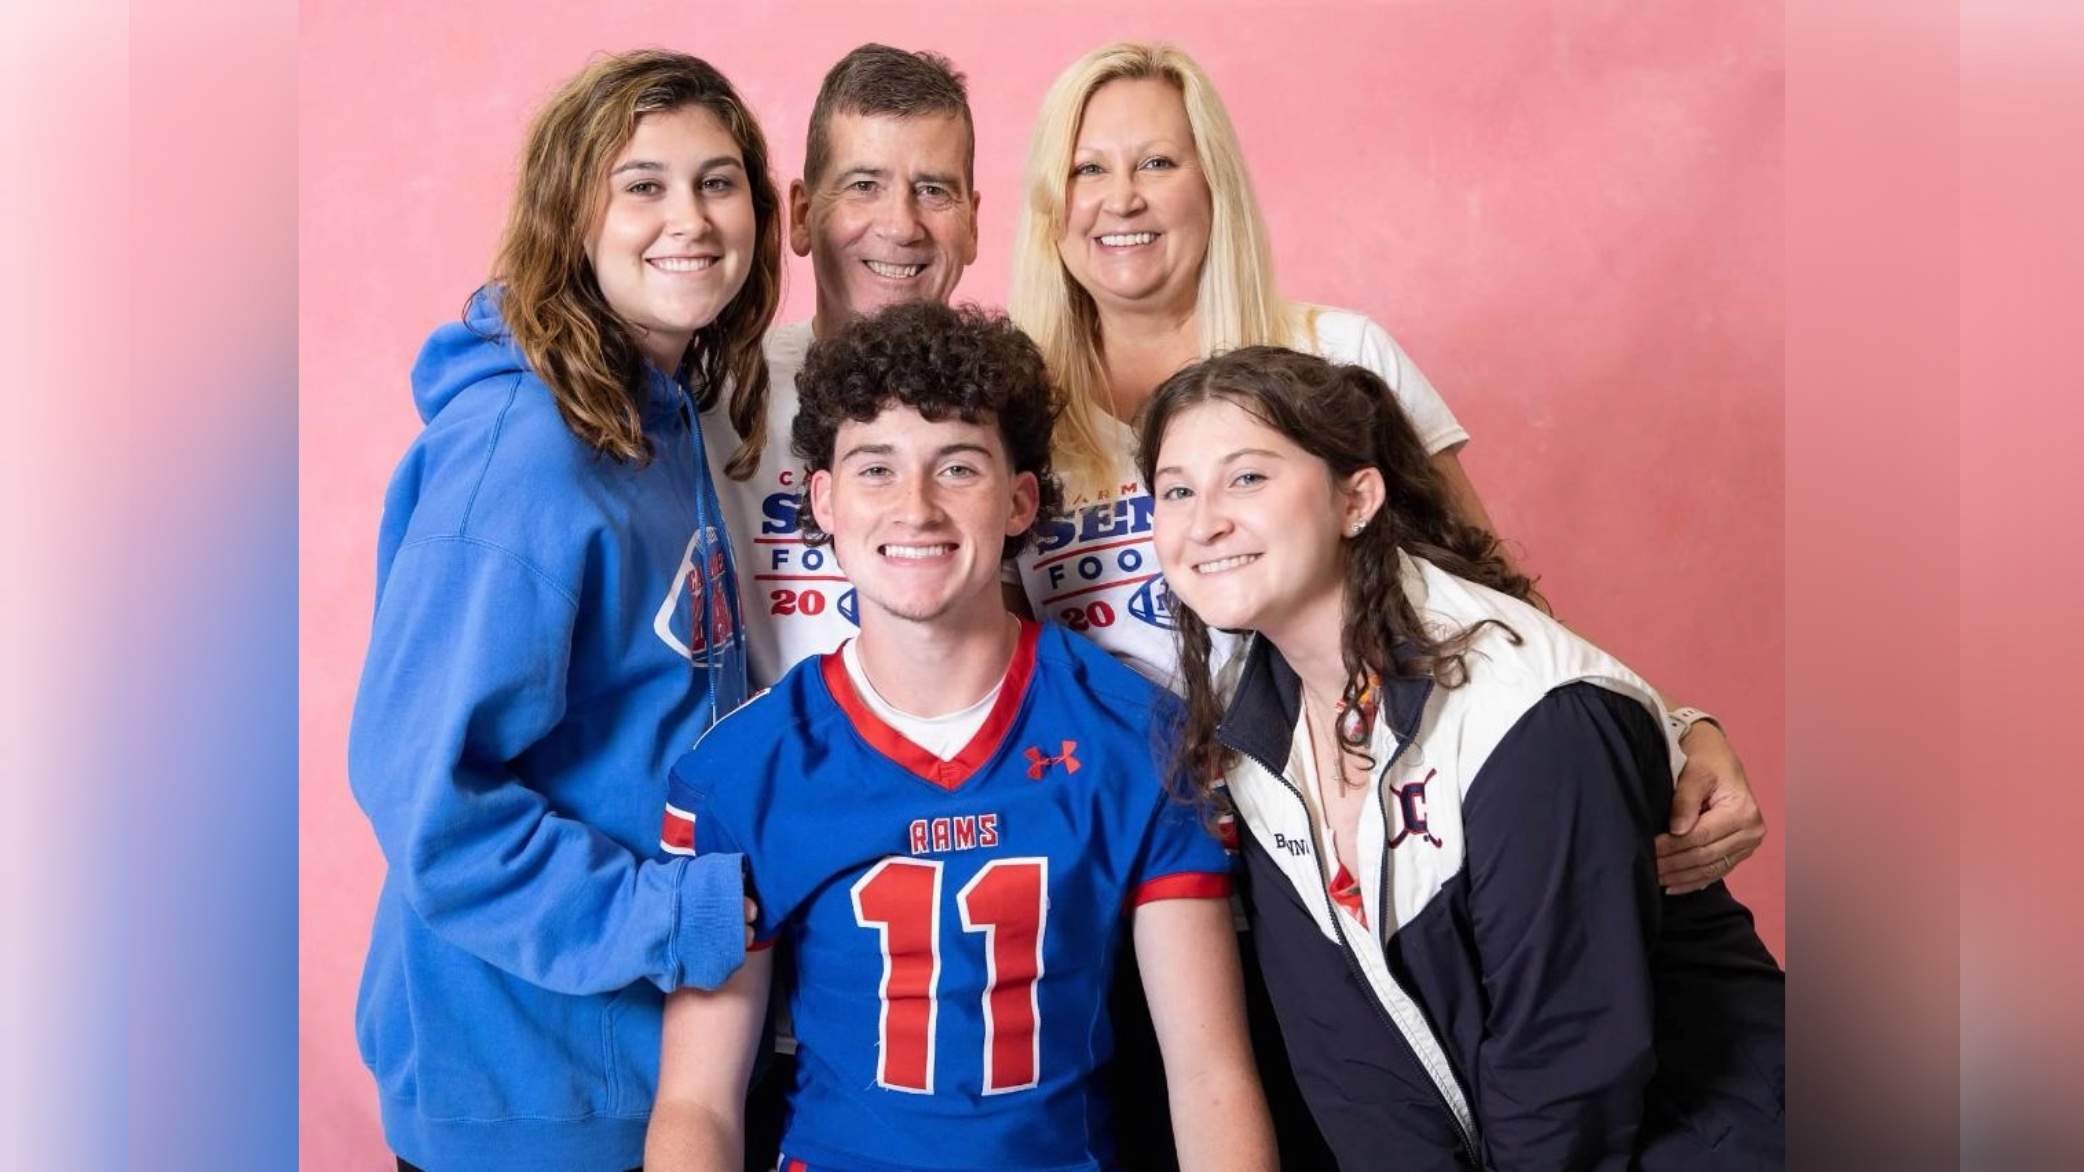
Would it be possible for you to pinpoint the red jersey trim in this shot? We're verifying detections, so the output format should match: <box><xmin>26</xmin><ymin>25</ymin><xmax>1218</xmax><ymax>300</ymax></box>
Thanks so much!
<box><xmin>1127</xmin><ymin>871</ymin><xmax>1234</xmax><ymax>907</ymax></box>
<box><xmin>660</xmin><ymin>805</ymin><xmax>695</xmax><ymax>853</ymax></box>
<box><xmin>748</xmin><ymin>936</ymin><xmax>778</xmax><ymax>953</ymax></box>
<box><xmin>819</xmin><ymin>619</ymin><xmax>1040</xmax><ymax>792</ymax></box>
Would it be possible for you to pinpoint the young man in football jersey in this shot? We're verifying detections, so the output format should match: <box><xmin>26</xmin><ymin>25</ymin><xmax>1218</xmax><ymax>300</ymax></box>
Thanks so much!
<box><xmin>646</xmin><ymin>301</ymin><xmax>1276</xmax><ymax>1172</ymax></box>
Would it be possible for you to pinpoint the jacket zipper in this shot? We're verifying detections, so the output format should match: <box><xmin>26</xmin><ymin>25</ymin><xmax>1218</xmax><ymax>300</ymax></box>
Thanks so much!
<box><xmin>1232</xmin><ymin>741</ymin><xmax>1480</xmax><ymax>1163</ymax></box>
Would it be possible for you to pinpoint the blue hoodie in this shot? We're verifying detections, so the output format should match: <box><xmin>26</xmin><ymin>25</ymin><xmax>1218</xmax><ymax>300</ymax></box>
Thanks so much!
<box><xmin>350</xmin><ymin>288</ymin><xmax>750</xmax><ymax>1171</ymax></box>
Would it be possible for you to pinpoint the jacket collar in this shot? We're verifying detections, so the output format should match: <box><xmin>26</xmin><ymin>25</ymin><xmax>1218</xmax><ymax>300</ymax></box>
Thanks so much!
<box><xmin>1215</xmin><ymin>633</ymin><xmax>1303</xmax><ymax>770</ymax></box>
<box><xmin>1217</xmin><ymin>635</ymin><xmax>1434</xmax><ymax>772</ymax></box>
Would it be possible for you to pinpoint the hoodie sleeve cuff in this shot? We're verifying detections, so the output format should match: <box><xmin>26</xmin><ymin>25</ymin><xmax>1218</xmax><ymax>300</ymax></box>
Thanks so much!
<box><xmin>670</xmin><ymin>852</ymin><xmax>748</xmax><ymax>991</ymax></box>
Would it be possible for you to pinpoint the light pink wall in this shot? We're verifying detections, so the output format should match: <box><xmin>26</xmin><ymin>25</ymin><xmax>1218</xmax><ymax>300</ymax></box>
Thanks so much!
<box><xmin>300</xmin><ymin>1</ymin><xmax>1781</xmax><ymax>1163</ymax></box>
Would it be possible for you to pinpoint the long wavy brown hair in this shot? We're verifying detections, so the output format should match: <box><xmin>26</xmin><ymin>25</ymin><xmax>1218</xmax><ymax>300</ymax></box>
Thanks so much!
<box><xmin>1135</xmin><ymin>346</ymin><xmax>1545</xmax><ymax>804</ymax></box>
<box><xmin>490</xmin><ymin>49</ymin><xmax>782</xmax><ymax>474</ymax></box>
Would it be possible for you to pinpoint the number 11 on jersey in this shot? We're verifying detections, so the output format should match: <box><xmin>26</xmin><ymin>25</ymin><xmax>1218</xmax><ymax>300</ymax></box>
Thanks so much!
<box><xmin>851</xmin><ymin>857</ymin><xmax>1049</xmax><ymax>1095</ymax></box>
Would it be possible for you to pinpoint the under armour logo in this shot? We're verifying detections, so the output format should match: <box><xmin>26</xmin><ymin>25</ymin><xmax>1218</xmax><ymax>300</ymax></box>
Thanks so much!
<box><xmin>1024</xmin><ymin>741</ymin><xmax>1081</xmax><ymax>779</ymax></box>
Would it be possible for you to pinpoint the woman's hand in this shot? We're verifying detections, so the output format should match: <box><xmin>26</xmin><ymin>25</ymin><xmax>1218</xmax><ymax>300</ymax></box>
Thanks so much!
<box><xmin>1655</xmin><ymin>720</ymin><xmax>1768</xmax><ymax>893</ymax></box>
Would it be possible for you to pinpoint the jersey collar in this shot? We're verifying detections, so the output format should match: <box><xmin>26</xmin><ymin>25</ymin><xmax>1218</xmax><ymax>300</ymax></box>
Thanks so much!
<box><xmin>821</xmin><ymin>618</ymin><xmax>1041</xmax><ymax>791</ymax></box>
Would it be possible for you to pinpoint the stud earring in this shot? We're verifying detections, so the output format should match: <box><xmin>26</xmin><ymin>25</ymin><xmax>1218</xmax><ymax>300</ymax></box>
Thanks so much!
<box><xmin>1347</xmin><ymin>520</ymin><xmax>1365</xmax><ymax>537</ymax></box>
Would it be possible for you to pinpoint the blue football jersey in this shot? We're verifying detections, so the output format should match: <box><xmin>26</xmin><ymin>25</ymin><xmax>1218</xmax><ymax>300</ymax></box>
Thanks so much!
<box><xmin>663</xmin><ymin>620</ymin><xmax>1231</xmax><ymax>1172</ymax></box>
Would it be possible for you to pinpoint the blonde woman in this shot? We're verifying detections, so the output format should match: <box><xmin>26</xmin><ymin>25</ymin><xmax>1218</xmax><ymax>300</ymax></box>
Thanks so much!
<box><xmin>1008</xmin><ymin>40</ymin><xmax>1762</xmax><ymax>887</ymax></box>
<box><xmin>1007</xmin><ymin>41</ymin><xmax>1768</xmax><ymax>1166</ymax></box>
<box><xmin>348</xmin><ymin>50</ymin><xmax>781</xmax><ymax>1172</ymax></box>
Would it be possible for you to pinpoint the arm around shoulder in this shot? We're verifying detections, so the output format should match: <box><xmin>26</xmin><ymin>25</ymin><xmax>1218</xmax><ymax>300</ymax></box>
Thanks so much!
<box><xmin>1657</xmin><ymin>715</ymin><xmax>1769</xmax><ymax>892</ymax></box>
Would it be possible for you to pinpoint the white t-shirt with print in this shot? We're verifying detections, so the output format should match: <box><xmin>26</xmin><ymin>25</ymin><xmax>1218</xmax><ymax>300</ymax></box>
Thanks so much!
<box><xmin>1009</xmin><ymin>306</ymin><xmax>1468</xmax><ymax>691</ymax></box>
<box><xmin>701</xmin><ymin>321</ymin><xmax>864</xmax><ymax>689</ymax></box>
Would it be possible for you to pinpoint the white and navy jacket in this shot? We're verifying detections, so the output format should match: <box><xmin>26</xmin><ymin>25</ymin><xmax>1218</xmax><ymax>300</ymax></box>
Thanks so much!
<box><xmin>1218</xmin><ymin>554</ymin><xmax>1785</xmax><ymax>1171</ymax></box>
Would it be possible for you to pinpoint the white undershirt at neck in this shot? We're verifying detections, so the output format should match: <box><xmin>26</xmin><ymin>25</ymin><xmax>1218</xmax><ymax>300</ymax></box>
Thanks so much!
<box><xmin>840</xmin><ymin>638</ymin><xmax>1004</xmax><ymax>760</ymax></box>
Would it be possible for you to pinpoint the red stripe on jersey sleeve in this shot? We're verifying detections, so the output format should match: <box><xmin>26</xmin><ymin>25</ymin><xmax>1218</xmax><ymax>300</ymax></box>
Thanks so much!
<box><xmin>1127</xmin><ymin>871</ymin><xmax>1233</xmax><ymax>907</ymax></box>
<box><xmin>660</xmin><ymin>808</ymin><xmax>695</xmax><ymax>853</ymax></box>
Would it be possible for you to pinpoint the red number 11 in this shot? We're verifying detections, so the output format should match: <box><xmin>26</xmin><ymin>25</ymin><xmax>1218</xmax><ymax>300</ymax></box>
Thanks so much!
<box><xmin>851</xmin><ymin>856</ymin><xmax>1048</xmax><ymax>1095</ymax></box>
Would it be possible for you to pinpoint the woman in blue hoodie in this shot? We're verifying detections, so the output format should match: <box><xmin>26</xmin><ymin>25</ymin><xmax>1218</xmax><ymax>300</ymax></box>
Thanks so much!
<box><xmin>348</xmin><ymin>50</ymin><xmax>783</xmax><ymax>1171</ymax></box>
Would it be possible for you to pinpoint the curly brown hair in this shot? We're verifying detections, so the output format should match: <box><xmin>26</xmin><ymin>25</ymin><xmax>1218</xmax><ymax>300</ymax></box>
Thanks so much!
<box><xmin>791</xmin><ymin>300</ymin><xmax>1064</xmax><ymax>560</ymax></box>
<box><xmin>490</xmin><ymin>49</ymin><xmax>782</xmax><ymax>474</ymax></box>
<box><xmin>1135</xmin><ymin>346</ymin><xmax>1544</xmax><ymax>805</ymax></box>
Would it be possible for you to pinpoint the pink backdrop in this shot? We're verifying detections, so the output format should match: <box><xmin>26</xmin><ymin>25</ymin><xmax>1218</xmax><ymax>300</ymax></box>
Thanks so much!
<box><xmin>300</xmin><ymin>1</ymin><xmax>1782</xmax><ymax>1163</ymax></box>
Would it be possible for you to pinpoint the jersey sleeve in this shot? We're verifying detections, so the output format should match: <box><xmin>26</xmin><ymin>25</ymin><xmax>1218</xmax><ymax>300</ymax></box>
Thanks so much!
<box><xmin>661</xmin><ymin>746</ymin><xmax>745</xmax><ymax>859</ymax></box>
<box><xmin>1125</xmin><ymin>737</ymin><xmax>1235</xmax><ymax>907</ymax></box>
<box><xmin>664</xmin><ymin>732</ymin><xmax>785</xmax><ymax>947</ymax></box>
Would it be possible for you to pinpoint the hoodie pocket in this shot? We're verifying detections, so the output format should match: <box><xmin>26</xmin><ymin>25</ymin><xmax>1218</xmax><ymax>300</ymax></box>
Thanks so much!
<box><xmin>601</xmin><ymin>982</ymin><xmax>666</xmax><ymax>1115</ymax></box>
<box><xmin>372</xmin><ymin>915</ymin><xmax>644</xmax><ymax>1123</ymax></box>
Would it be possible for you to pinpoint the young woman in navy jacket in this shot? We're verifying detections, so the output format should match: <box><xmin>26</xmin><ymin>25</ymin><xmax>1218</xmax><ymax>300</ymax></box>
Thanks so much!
<box><xmin>1139</xmin><ymin>346</ymin><xmax>1785</xmax><ymax>1170</ymax></box>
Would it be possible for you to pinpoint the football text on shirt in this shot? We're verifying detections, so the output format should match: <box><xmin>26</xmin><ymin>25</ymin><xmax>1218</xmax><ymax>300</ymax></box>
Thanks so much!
<box><xmin>755</xmin><ymin>473</ymin><xmax>859</xmax><ymax>626</ymax></box>
<box><xmin>1028</xmin><ymin>489</ymin><xmax>1177</xmax><ymax>633</ymax></box>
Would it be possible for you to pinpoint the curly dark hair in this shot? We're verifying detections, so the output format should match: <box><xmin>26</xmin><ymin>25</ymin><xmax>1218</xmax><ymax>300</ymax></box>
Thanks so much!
<box><xmin>792</xmin><ymin>300</ymin><xmax>1064</xmax><ymax>559</ymax></box>
<box><xmin>1134</xmin><ymin>345</ymin><xmax>1544</xmax><ymax>806</ymax></box>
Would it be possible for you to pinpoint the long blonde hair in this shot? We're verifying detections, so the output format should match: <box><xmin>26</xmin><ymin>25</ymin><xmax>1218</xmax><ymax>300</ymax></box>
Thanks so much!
<box><xmin>1008</xmin><ymin>42</ymin><xmax>1290</xmax><ymax>498</ymax></box>
<box><xmin>491</xmin><ymin>49</ymin><xmax>782</xmax><ymax>474</ymax></box>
